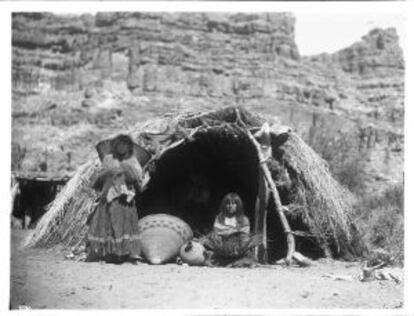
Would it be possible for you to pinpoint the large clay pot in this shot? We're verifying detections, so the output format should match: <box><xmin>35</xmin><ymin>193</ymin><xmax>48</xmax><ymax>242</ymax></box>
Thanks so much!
<box><xmin>137</xmin><ymin>214</ymin><xmax>193</xmax><ymax>264</ymax></box>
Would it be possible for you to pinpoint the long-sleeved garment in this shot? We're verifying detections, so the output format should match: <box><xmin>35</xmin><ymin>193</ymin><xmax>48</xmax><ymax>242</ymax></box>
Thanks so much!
<box><xmin>87</xmin><ymin>156</ymin><xmax>143</xmax><ymax>260</ymax></box>
<box><xmin>213</xmin><ymin>215</ymin><xmax>250</xmax><ymax>236</ymax></box>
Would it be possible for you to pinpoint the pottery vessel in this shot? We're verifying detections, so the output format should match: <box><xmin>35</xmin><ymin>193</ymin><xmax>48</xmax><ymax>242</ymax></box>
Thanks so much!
<box><xmin>179</xmin><ymin>241</ymin><xmax>208</xmax><ymax>266</ymax></box>
<box><xmin>138</xmin><ymin>213</ymin><xmax>193</xmax><ymax>264</ymax></box>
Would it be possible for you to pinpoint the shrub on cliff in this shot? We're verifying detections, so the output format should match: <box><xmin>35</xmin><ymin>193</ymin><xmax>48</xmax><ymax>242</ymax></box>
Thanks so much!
<box><xmin>306</xmin><ymin>123</ymin><xmax>367</xmax><ymax>194</ymax></box>
<box><xmin>354</xmin><ymin>183</ymin><xmax>404</xmax><ymax>265</ymax></box>
<box><xmin>306</xmin><ymin>120</ymin><xmax>404</xmax><ymax>265</ymax></box>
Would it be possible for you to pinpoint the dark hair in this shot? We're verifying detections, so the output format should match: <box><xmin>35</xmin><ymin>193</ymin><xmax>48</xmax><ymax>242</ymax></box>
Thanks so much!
<box><xmin>111</xmin><ymin>134</ymin><xmax>134</xmax><ymax>161</ymax></box>
<box><xmin>217</xmin><ymin>192</ymin><xmax>245</xmax><ymax>224</ymax></box>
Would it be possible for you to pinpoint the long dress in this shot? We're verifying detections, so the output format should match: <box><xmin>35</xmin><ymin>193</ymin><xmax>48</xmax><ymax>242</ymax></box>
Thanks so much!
<box><xmin>87</xmin><ymin>162</ymin><xmax>142</xmax><ymax>261</ymax></box>
<box><xmin>201</xmin><ymin>214</ymin><xmax>260</xmax><ymax>261</ymax></box>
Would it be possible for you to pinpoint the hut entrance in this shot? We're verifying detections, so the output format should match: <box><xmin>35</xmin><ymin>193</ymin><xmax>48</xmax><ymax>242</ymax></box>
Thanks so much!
<box><xmin>140</xmin><ymin>124</ymin><xmax>325</xmax><ymax>262</ymax></box>
<box><xmin>12</xmin><ymin>175</ymin><xmax>68</xmax><ymax>228</ymax></box>
<box><xmin>141</xmin><ymin>126</ymin><xmax>260</xmax><ymax>237</ymax></box>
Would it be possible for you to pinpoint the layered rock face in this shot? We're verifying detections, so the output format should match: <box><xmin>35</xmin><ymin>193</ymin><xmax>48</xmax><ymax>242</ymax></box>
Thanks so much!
<box><xmin>12</xmin><ymin>12</ymin><xmax>404</xmax><ymax>191</ymax></box>
<box><xmin>304</xmin><ymin>27</ymin><xmax>404</xmax><ymax>189</ymax></box>
<box><xmin>13</xmin><ymin>12</ymin><xmax>299</xmax><ymax>97</ymax></box>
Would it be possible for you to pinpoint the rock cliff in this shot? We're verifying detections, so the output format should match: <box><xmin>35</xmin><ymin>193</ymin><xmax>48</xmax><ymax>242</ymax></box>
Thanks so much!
<box><xmin>11</xmin><ymin>12</ymin><xmax>404</xmax><ymax>192</ymax></box>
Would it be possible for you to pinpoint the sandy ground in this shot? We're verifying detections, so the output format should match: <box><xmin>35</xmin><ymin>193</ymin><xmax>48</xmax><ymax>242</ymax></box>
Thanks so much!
<box><xmin>10</xmin><ymin>230</ymin><xmax>403</xmax><ymax>310</ymax></box>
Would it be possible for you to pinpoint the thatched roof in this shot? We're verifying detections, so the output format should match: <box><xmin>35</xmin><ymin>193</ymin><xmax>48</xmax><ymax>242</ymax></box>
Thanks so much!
<box><xmin>24</xmin><ymin>106</ymin><xmax>365</xmax><ymax>260</ymax></box>
<box><xmin>12</xmin><ymin>172</ymin><xmax>70</xmax><ymax>184</ymax></box>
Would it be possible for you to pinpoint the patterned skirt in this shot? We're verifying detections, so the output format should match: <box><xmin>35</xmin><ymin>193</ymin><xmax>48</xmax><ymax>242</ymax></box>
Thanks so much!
<box><xmin>87</xmin><ymin>198</ymin><xmax>140</xmax><ymax>259</ymax></box>
<box><xmin>201</xmin><ymin>231</ymin><xmax>261</xmax><ymax>259</ymax></box>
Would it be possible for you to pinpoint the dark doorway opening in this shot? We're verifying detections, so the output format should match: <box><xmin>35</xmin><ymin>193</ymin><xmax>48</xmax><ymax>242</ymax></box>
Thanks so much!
<box><xmin>142</xmin><ymin>128</ymin><xmax>260</xmax><ymax>237</ymax></box>
<box><xmin>12</xmin><ymin>176</ymin><xmax>68</xmax><ymax>228</ymax></box>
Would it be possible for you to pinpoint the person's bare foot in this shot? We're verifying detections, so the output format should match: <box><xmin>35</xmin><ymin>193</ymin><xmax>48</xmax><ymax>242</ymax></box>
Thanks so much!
<box><xmin>128</xmin><ymin>255</ymin><xmax>144</xmax><ymax>264</ymax></box>
<box><xmin>227</xmin><ymin>257</ymin><xmax>258</xmax><ymax>268</ymax></box>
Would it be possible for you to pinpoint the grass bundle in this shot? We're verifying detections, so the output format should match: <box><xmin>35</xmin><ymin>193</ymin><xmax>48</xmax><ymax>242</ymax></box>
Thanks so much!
<box><xmin>276</xmin><ymin>132</ymin><xmax>364</xmax><ymax>257</ymax></box>
<box><xmin>24</xmin><ymin>159</ymin><xmax>99</xmax><ymax>248</ymax></box>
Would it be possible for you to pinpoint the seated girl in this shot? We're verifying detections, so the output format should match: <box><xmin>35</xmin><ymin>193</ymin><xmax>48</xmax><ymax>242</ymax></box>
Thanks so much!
<box><xmin>213</xmin><ymin>192</ymin><xmax>250</xmax><ymax>237</ymax></box>
<box><xmin>202</xmin><ymin>193</ymin><xmax>260</xmax><ymax>261</ymax></box>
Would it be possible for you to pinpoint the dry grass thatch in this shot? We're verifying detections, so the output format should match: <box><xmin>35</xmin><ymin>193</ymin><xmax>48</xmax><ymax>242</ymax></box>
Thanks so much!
<box><xmin>24</xmin><ymin>160</ymin><xmax>99</xmax><ymax>248</ymax></box>
<box><xmin>24</xmin><ymin>106</ymin><xmax>365</xmax><ymax>259</ymax></box>
<box><xmin>275</xmin><ymin>133</ymin><xmax>362</xmax><ymax>257</ymax></box>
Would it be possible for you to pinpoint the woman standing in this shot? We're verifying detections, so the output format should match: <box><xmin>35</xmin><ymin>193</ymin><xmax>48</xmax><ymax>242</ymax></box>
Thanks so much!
<box><xmin>86</xmin><ymin>135</ymin><xmax>147</xmax><ymax>263</ymax></box>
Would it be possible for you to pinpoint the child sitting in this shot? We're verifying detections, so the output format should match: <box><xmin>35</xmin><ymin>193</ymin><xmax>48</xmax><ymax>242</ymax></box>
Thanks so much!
<box><xmin>213</xmin><ymin>192</ymin><xmax>250</xmax><ymax>237</ymax></box>
<box><xmin>202</xmin><ymin>193</ymin><xmax>260</xmax><ymax>262</ymax></box>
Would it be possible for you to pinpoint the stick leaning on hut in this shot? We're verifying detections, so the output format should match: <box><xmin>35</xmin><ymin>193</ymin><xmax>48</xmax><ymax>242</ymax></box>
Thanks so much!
<box><xmin>24</xmin><ymin>107</ymin><xmax>366</xmax><ymax>264</ymax></box>
<box><xmin>236</xmin><ymin>109</ymin><xmax>308</xmax><ymax>265</ymax></box>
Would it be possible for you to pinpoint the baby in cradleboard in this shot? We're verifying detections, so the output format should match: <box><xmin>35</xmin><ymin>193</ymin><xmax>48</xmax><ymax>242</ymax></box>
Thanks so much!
<box><xmin>86</xmin><ymin>135</ymin><xmax>146</xmax><ymax>264</ymax></box>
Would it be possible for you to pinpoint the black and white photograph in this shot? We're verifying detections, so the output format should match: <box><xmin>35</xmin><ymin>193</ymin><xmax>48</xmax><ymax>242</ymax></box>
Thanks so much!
<box><xmin>1</xmin><ymin>1</ymin><xmax>411</xmax><ymax>313</ymax></box>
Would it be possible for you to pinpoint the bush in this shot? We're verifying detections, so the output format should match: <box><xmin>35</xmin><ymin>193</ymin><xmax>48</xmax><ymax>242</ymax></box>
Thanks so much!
<box><xmin>306</xmin><ymin>122</ymin><xmax>367</xmax><ymax>194</ymax></box>
<box><xmin>11</xmin><ymin>142</ymin><xmax>27</xmax><ymax>171</ymax></box>
<box><xmin>354</xmin><ymin>184</ymin><xmax>404</xmax><ymax>265</ymax></box>
<box><xmin>304</xmin><ymin>118</ymin><xmax>404</xmax><ymax>265</ymax></box>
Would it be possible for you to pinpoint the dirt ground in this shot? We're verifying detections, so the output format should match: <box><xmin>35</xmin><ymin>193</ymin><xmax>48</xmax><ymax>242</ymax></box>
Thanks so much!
<box><xmin>10</xmin><ymin>230</ymin><xmax>403</xmax><ymax>310</ymax></box>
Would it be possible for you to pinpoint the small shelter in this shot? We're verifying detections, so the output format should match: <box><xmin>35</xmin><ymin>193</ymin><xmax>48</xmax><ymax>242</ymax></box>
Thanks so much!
<box><xmin>12</xmin><ymin>172</ymin><xmax>69</xmax><ymax>227</ymax></box>
<box><xmin>25</xmin><ymin>107</ymin><xmax>365</xmax><ymax>263</ymax></box>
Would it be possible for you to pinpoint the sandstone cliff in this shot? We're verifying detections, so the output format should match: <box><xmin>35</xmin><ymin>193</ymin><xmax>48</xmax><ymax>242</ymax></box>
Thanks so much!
<box><xmin>11</xmin><ymin>12</ymin><xmax>404</xmax><ymax>192</ymax></box>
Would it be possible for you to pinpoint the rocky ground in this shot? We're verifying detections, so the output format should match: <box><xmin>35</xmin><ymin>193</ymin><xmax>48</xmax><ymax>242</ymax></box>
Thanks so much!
<box><xmin>10</xmin><ymin>229</ymin><xmax>403</xmax><ymax>310</ymax></box>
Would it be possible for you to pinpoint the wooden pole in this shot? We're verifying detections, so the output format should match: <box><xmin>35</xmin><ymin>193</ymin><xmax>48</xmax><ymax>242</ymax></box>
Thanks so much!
<box><xmin>259</xmin><ymin>156</ymin><xmax>296</xmax><ymax>264</ymax></box>
<box><xmin>11</xmin><ymin>176</ymin><xmax>20</xmax><ymax>213</ymax></box>
<box><xmin>235</xmin><ymin>109</ymin><xmax>295</xmax><ymax>264</ymax></box>
<box><xmin>254</xmin><ymin>168</ymin><xmax>269</xmax><ymax>263</ymax></box>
